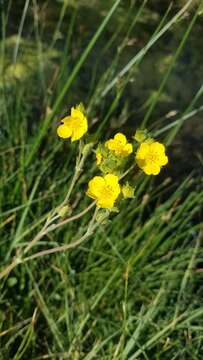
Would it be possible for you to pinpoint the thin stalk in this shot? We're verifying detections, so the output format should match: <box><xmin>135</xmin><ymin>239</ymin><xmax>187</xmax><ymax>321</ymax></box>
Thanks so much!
<box><xmin>166</xmin><ymin>82</ymin><xmax>203</xmax><ymax>144</ymax></box>
<box><xmin>49</xmin><ymin>0</ymin><xmax>69</xmax><ymax>50</ymax></box>
<box><xmin>25</xmin><ymin>0</ymin><xmax>122</xmax><ymax>167</ymax></box>
<box><xmin>120</xmin><ymin>165</ymin><xmax>135</xmax><ymax>180</ymax></box>
<box><xmin>101</xmin><ymin>0</ymin><xmax>193</xmax><ymax>97</ymax></box>
<box><xmin>22</xmin><ymin>208</ymin><xmax>99</xmax><ymax>263</ymax></box>
<box><xmin>141</xmin><ymin>4</ymin><xmax>199</xmax><ymax>128</ymax></box>
<box><xmin>173</xmin><ymin>230</ymin><xmax>202</xmax><ymax>321</ymax></box>
<box><xmin>92</xmin><ymin>1</ymin><xmax>173</xmax><ymax>136</ymax></box>
<box><xmin>0</xmin><ymin>202</ymin><xmax>96</xmax><ymax>280</ymax></box>
<box><xmin>23</xmin><ymin>201</ymin><xmax>95</xmax><ymax>255</ymax></box>
<box><xmin>152</xmin><ymin>104</ymin><xmax>203</xmax><ymax>137</ymax></box>
<box><xmin>13</xmin><ymin>0</ymin><xmax>30</xmax><ymax>64</ymax></box>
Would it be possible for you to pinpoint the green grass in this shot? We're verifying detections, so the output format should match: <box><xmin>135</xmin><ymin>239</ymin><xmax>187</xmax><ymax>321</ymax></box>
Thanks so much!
<box><xmin>0</xmin><ymin>0</ymin><xmax>203</xmax><ymax>359</ymax></box>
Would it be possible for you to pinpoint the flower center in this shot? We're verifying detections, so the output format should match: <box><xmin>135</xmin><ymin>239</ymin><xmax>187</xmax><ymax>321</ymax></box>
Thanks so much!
<box><xmin>146</xmin><ymin>151</ymin><xmax>160</xmax><ymax>164</ymax></box>
<box><xmin>99</xmin><ymin>184</ymin><xmax>115</xmax><ymax>200</ymax></box>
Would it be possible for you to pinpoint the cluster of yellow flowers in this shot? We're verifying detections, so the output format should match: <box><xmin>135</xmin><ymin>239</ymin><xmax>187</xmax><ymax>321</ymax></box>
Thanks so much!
<box><xmin>57</xmin><ymin>105</ymin><xmax>168</xmax><ymax>209</ymax></box>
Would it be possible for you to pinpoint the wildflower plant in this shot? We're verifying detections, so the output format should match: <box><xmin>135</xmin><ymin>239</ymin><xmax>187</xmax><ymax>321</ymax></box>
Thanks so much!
<box><xmin>1</xmin><ymin>0</ymin><xmax>203</xmax><ymax>357</ymax></box>
<box><xmin>0</xmin><ymin>103</ymin><xmax>168</xmax><ymax>280</ymax></box>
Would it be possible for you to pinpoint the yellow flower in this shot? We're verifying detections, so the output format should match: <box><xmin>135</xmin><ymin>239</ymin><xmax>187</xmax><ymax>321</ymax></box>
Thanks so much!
<box><xmin>86</xmin><ymin>174</ymin><xmax>121</xmax><ymax>209</ymax></box>
<box><xmin>57</xmin><ymin>106</ymin><xmax>88</xmax><ymax>142</ymax></box>
<box><xmin>96</xmin><ymin>152</ymin><xmax>102</xmax><ymax>165</ymax></box>
<box><xmin>136</xmin><ymin>141</ymin><xmax>168</xmax><ymax>175</ymax></box>
<box><xmin>105</xmin><ymin>133</ymin><xmax>133</xmax><ymax>157</ymax></box>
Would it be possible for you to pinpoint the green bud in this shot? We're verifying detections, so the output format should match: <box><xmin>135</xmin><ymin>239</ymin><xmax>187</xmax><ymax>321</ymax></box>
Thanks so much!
<box><xmin>76</xmin><ymin>102</ymin><xmax>85</xmax><ymax>114</ymax></box>
<box><xmin>134</xmin><ymin>129</ymin><xmax>147</xmax><ymax>143</ymax></box>
<box><xmin>95</xmin><ymin>209</ymin><xmax>109</xmax><ymax>224</ymax></box>
<box><xmin>57</xmin><ymin>205</ymin><xmax>70</xmax><ymax>218</ymax></box>
<box><xmin>82</xmin><ymin>142</ymin><xmax>94</xmax><ymax>156</ymax></box>
<box><xmin>8</xmin><ymin>277</ymin><xmax>18</xmax><ymax>287</ymax></box>
<box><xmin>122</xmin><ymin>183</ymin><xmax>135</xmax><ymax>199</ymax></box>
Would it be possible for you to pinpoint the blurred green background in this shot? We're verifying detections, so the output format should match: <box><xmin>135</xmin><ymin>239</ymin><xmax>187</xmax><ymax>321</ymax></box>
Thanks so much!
<box><xmin>0</xmin><ymin>1</ymin><xmax>203</xmax><ymax>359</ymax></box>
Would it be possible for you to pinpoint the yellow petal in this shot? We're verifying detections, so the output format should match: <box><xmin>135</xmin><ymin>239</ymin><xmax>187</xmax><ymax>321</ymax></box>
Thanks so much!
<box><xmin>151</xmin><ymin>142</ymin><xmax>165</xmax><ymax>154</ymax></box>
<box><xmin>86</xmin><ymin>176</ymin><xmax>105</xmax><ymax>199</ymax></box>
<box><xmin>136</xmin><ymin>143</ymin><xmax>150</xmax><ymax>160</ymax></box>
<box><xmin>105</xmin><ymin>139</ymin><xmax>116</xmax><ymax>150</ymax></box>
<box><xmin>57</xmin><ymin>124</ymin><xmax>72</xmax><ymax>139</ymax></box>
<box><xmin>96</xmin><ymin>152</ymin><xmax>102</xmax><ymax>165</ymax></box>
<box><xmin>144</xmin><ymin>163</ymin><xmax>160</xmax><ymax>175</ymax></box>
<box><xmin>104</xmin><ymin>174</ymin><xmax>121</xmax><ymax>197</ymax></box>
<box><xmin>136</xmin><ymin>158</ymin><xmax>146</xmax><ymax>169</ymax></box>
<box><xmin>123</xmin><ymin>143</ymin><xmax>133</xmax><ymax>155</ymax></box>
<box><xmin>159</xmin><ymin>155</ymin><xmax>168</xmax><ymax>166</ymax></box>
<box><xmin>97</xmin><ymin>197</ymin><xmax>115</xmax><ymax>209</ymax></box>
<box><xmin>71</xmin><ymin>107</ymin><xmax>84</xmax><ymax>119</ymax></box>
<box><xmin>104</xmin><ymin>174</ymin><xmax>119</xmax><ymax>187</ymax></box>
<box><xmin>71</xmin><ymin>124</ymin><xmax>87</xmax><ymax>141</ymax></box>
<box><xmin>114</xmin><ymin>133</ymin><xmax>127</xmax><ymax>145</ymax></box>
<box><xmin>61</xmin><ymin>116</ymin><xmax>72</xmax><ymax>126</ymax></box>
<box><xmin>70</xmin><ymin>116</ymin><xmax>88</xmax><ymax>142</ymax></box>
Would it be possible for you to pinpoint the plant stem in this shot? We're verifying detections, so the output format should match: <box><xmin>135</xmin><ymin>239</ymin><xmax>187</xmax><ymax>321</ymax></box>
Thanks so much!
<box><xmin>23</xmin><ymin>207</ymin><xmax>99</xmax><ymax>263</ymax></box>
<box><xmin>119</xmin><ymin>165</ymin><xmax>135</xmax><ymax>180</ymax></box>
<box><xmin>23</xmin><ymin>201</ymin><xmax>95</xmax><ymax>255</ymax></box>
<box><xmin>0</xmin><ymin>205</ymin><xmax>99</xmax><ymax>280</ymax></box>
<box><xmin>23</xmin><ymin>142</ymin><xmax>93</xmax><ymax>254</ymax></box>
